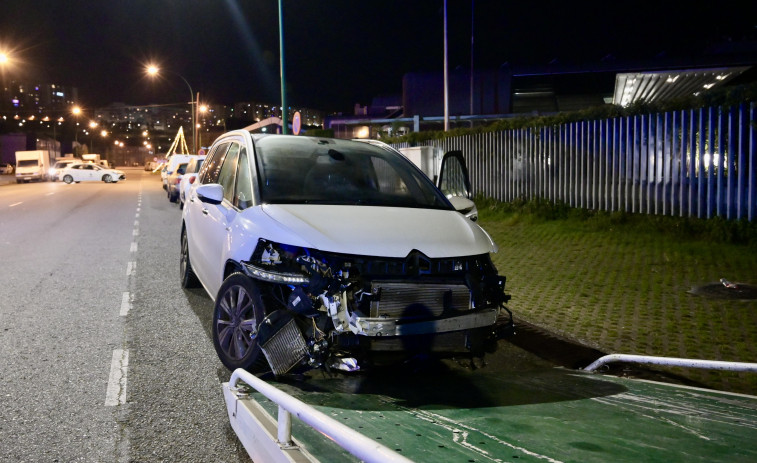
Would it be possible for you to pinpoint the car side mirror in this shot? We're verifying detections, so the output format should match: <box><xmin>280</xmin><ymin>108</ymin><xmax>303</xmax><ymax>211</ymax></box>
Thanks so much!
<box><xmin>196</xmin><ymin>184</ymin><xmax>224</xmax><ymax>205</ymax></box>
<box><xmin>448</xmin><ymin>196</ymin><xmax>478</xmax><ymax>222</ymax></box>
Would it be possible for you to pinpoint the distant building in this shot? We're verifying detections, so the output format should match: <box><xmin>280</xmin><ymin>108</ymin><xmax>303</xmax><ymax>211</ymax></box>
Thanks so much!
<box><xmin>0</xmin><ymin>81</ymin><xmax>78</xmax><ymax>114</ymax></box>
<box><xmin>231</xmin><ymin>102</ymin><xmax>324</xmax><ymax>129</ymax></box>
<box><xmin>326</xmin><ymin>43</ymin><xmax>757</xmax><ymax>139</ymax></box>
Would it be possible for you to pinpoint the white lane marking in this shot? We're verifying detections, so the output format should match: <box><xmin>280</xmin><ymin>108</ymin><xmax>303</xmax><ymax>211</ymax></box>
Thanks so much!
<box><xmin>105</xmin><ymin>349</ymin><xmax>129</xmax><ymax>406</ymax></box>
<box><xmin>9</xmin><ymin>202</ymin><xmax>22</xmax><ymax>207</ymax></box>
<box><xmin>126</xmin><ymin>261</ymin><xmax>136</xmax><ymax>276</ymax></box>
<box><xmin>134</xmin><ymin>220</ymin><xmax>139</xmax><ymax>227</ymax></box>
<box><xmin>130</xmin><ymin>242</ymin><xmax>138</xmax><ymax>253</ymax></box>
<box><xmin>46</xmin><ymin>192</ymin><xmax>55</xmax><ymax>196</ymax></box>
<box><xmin>135</xmin><ymin>212</ymin><xmax>140</xmax><ymax>218</ymax></box>
<box><xmin>407</xmin><ymin>406</ymin><xmax>564</xmax><ymax>463</ymax></box>
<box><xmin>120</xmin><ymin>292</ymin><xmax>131</xmax><ymax>316</ymax></box>
<box><xmin>132</xmin><ymin>228</ymin><xmax>139</xmax><ymax>236</ymax></box>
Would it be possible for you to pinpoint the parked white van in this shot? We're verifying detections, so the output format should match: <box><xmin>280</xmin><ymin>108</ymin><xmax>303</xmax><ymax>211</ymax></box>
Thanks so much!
<box><xmin>161</xmin><ymin>154</ymin><xmax>197</xmax><ymax>190</ymax></box>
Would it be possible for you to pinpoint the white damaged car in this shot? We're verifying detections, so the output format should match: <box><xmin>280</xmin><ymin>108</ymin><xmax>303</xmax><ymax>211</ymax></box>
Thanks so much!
<box><xmin>181</xmin><ymin>131</ymin><xmax>511</xmax><ymax>375</ymax></box>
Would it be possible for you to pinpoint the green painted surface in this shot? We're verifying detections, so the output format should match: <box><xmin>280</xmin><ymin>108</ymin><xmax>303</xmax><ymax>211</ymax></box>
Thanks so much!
<box><xmin>252</xmin><ymin>367</ymin><xmax>757</xmax><ymax>462</ymax></box>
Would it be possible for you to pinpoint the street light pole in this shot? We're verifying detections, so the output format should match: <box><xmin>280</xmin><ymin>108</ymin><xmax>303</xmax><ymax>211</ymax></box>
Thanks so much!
<box><xmin>146</xmin><ymin>65</ymin><xmax>195</xmax><ymax>154</ymax></box>
<box><xmin>443</xmin><ymin>0</ymin><xmax>450</xmax><ymax>132</ymax></box>
<box><xmin>278</xmin><ymin>0</ymin><xmax>288</xmax><ymax>135</ymax></box>
<box><xmin>175</xmin><ymin>73</ymin><xmax>196</xmax><ymax>154</ymax></box>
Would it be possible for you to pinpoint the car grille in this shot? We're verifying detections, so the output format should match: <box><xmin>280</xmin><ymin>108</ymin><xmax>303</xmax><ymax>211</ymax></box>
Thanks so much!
<box><xmin>369</xmin><ymin>281</ymin><xmax>471</xmax><ymax>318</ymax></box>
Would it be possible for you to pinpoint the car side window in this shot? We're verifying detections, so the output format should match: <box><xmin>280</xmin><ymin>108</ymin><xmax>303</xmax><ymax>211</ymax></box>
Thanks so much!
<box><xmin>217</xmin><ymin>143</ymin><xmax>240</xmax><ymax>203</ymax></box>
<box><xmin>201</xmin><ymin>142</ymin><xmax>230</xmax><ymax>184</ymax></box>
<box><xmin>234</xmin><ymin>147</ymin><xmax>253</xmax><ymax>210</ymax></box>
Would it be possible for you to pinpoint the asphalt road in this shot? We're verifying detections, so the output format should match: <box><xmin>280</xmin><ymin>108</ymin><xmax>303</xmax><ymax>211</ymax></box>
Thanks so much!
<box><xmin>0</xmin><ymin>169</ymin><xmax>250</xmax><ymax>462</ymax></box>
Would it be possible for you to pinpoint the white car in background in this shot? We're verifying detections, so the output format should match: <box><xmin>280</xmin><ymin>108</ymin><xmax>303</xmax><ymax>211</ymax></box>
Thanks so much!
<box><xmin>0</xmin><ymin>162</ymin><xmax>13</xmax><ymax>174</ymax></box>
<box><xmin>178</xmin><ymin>155</ymin><xmax>206</xmax><ymax>209</ymax></box>
<box><xmin>60</xmin><ymin>163</ymin><xmax>126</xmax><ymax>183</ymax></box>
<box><xmin>49</xmin><ymin>159</ymin><xmax>78</xmax><ymax>181</ymax></box>
<box><xmin>162</xmin><ymin>154</ymin><xmax>196</xmax><ymax>190</ymax></box>
<box><xmin>180</xmin><ymin>131</ymin><xmax>512</xmax><ymax>376</ymax></box>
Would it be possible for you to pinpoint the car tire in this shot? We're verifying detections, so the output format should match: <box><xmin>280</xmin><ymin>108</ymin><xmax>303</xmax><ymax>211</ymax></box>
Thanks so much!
<box><xmin>179</xmin><ymin>228</ymin><xmax>200</xmax><ymax>289</ymax></box>
<box><xmin>212</xmin><ymin>273</ymin><xmax>268</xmax><ymax>372</ymax></box>
<box><xmin>103</xmin><ymin>174</ymin><xmax>112</xmax><ymax>183</ymax></box>
<box><xmin>63</xmin><ymin>175</ymin><xmax>73</xmax><ymax>184</ymax></box>
<box><xmin>169</xmin><ymin>191</ymin><xmax>177</xmax><ymax>203</ymax></box>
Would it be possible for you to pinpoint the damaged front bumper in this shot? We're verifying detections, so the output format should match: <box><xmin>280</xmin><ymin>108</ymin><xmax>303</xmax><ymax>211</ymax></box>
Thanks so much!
<box><xmin>358</xmin><ymin>308</ymin><xmax>499</xmax><ymax>337</ymax></box>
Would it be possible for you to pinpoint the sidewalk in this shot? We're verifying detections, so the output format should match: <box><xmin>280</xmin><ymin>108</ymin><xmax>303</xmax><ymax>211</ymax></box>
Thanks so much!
<box><xmin>0</xmin><ymin>174</ymin><xmax>16</xmax><ymax>186</ymax></box>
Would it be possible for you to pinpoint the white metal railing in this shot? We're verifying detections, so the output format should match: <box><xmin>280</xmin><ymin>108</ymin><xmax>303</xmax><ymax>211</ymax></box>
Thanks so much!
<box><xmin>228</xmin><ymin>368</ymin><xmax>414</xmax><ymax>463</ymax></box>
<box><xmin>584</xmin><ymin>354</ymin><xmax>757</xmax><ymax>372</ymax></box>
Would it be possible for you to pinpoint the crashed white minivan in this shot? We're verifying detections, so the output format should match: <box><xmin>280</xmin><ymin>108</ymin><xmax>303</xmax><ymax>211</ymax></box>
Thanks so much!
<box><xmin>181</xmin><ymin>131</ymin><xmax>511</xmax><ymax>375</ymax></box>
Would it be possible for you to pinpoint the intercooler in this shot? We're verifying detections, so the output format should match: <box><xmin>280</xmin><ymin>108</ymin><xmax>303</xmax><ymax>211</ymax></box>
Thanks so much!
<box><xmin>369</xmin><ymin>281</ymin><xmax>471</xmax><ymax>318</ymax></box>
<box><xmin>259</xmin><ymin>314</ymin><xmax>309</xmax><ymax>376</ymax></box>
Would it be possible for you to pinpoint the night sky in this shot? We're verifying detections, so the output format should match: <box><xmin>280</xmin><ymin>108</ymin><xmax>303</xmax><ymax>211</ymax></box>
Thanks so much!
<box><xmin>1</xmin><ymin>1</ymin><xmax>755</xmax><ymax>113</ymax></box>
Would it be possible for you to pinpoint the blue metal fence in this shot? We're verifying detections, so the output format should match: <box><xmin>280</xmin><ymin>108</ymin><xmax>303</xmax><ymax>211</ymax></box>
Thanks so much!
<box><xmin>394</xmin><ymin>103</ymin><xmax>757</xmax><ymax>221</ymax></box>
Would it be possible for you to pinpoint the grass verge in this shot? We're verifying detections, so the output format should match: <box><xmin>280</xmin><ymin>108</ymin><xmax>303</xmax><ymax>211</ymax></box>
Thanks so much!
<box><xmin>478</xmin><ymin>197</ymin><xmax>757</xmax><ymax>394</ymax></box>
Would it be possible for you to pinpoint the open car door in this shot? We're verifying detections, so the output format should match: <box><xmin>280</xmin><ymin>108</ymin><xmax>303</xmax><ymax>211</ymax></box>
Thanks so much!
<box><xmin>438</xmin><ymin>151</ymin><xmax>478</xmax><ymax>221</ymax></box>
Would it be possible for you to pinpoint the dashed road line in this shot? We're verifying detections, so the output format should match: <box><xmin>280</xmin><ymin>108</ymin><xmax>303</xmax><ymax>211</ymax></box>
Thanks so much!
<box><xmin>120</xmin><ymin>292</ymin><xmax>131</xmax><ymax>316</ymax></box>
<box><xmin>105</xmin><ymin>349</ymin><xmax>129</xmax><ymax>406</ymax></box>
<box><xmin>9</xmin><ymin>202</ymin><xmax>22</xmax><ymax>207</ymax></box>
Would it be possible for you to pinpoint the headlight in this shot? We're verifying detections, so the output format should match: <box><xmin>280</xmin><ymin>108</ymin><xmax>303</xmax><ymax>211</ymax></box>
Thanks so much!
<box><xmin>241</xmin><ymin>262</ymin><xmax>309</xmax><ymax>284</ymax></box>
<box><xmin>242</xmin><ymin>239</ymin><xmax>311</xmax><ymax>284</ymax></box>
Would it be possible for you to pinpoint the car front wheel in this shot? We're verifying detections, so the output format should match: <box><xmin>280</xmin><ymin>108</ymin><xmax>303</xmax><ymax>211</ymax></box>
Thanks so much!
<box><xmin>63</xmin><ymin>175</ymin><xmax>73</xmax><ymax>184</ymax></box>
<box><xmin>103</xmin><ymin>174</ymin><xmax>112</xmax><ymax>183</ymax></box>
<box><xmin>212</xmin><ymin>273</ymin><xmax>268</xmax><ymax>372</ymax></box>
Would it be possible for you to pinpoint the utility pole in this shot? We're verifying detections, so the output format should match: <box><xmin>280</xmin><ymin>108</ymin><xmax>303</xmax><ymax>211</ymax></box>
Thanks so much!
<box><xmin>278</xmin><ymin>0</ymin><xmax>288</xmax><ymax>134</ymax></box>
<box><xmin>443</xmin><ymin>0</ymin><xmax>449</xmax><ymax>132</ymax></box>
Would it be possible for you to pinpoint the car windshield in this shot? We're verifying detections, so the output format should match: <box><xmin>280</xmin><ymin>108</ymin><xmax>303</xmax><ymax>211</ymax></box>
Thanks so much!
<box><xmin>252</xmin><ymin>136</ymin><xmax>451</xmax><ymax>210</ymax></box>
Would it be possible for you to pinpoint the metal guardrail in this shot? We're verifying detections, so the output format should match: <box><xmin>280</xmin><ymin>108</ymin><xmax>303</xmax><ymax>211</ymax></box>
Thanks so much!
<box><xmin>227</xmin><ymin>368</ymin><xmax>414</xmax><ymax>463</ymax></box>
<box><xmin>584</xmin><ymin>354</ymin><xmax>757</xmax><ymax>373</ymax></box>
<box><xmin>393</xmin><ymin>102</ymin><xmax>757</xmax><ymax>222</ymax></box>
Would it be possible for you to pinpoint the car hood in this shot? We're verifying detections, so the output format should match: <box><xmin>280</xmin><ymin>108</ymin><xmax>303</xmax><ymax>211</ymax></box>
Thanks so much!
<box><xmin>260</xmin><ymin>204</ymin><xmax>497</xmax><ymax>258</ymax></box>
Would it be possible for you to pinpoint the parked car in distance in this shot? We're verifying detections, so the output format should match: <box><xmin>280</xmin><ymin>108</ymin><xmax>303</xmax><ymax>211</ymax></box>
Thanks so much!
<box><xmin>49</xmin><ymin>159</ymin><xmax>78</xmax><ymax>181</ymax></box>
<box><xmin>0</xmin><ymin>162</ymin><xmax>13</xmax><ymax>174</ymax></box>
<box><xmin>60</xmin><ymin>163</ymin><xmax>126</xmax><ymax>183</ymax></box>
<box><xmin>181</xmin><ymin>131</ymin><xmax>512</xmax><ymax>376</ymax></box>
<box><xmin>178</xmin><ymin>155</ymin><xmax>206</xmax><ymax>209</ymax></box>
<box><xmin>166</xmin><ymin>162</ymin><xmax>189</xmax><ymax>203</ymax></box>
<box><xmin>162</xmin><ymin>154</ymin><xmax>196</xmax><ymax>190</ymax></box>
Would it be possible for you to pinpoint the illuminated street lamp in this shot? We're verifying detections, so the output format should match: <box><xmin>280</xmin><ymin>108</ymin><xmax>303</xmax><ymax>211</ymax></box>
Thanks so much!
<box><xmin>72</xmin><ymin>106</ymin><xmax>82</xmax><ymax>146</ymax></box>
<box><xmin>197</xmin><ymin>104</ymin><xmax>209</xmax><ymax>148</ymax></box>
<box><xmin>0</xmin><ymin>50</ymin><xmax>12</xmax><ymax>76</ymax></box>
<box><xmin>146</xmin><ymin>64</ymin><xmax>196</xmax><ymax>154</ymax></box>
<box><xmin>88</xmin><ymin>120</ymin><xmax>99</xmax><ymax>152</ymax></box>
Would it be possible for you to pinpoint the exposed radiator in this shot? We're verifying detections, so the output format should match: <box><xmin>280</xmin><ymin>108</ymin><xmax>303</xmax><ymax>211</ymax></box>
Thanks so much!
<box><xmin>369</xmin><ymin>281</ymin><xmax>471</xmax><ymax>318</ymax></box>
